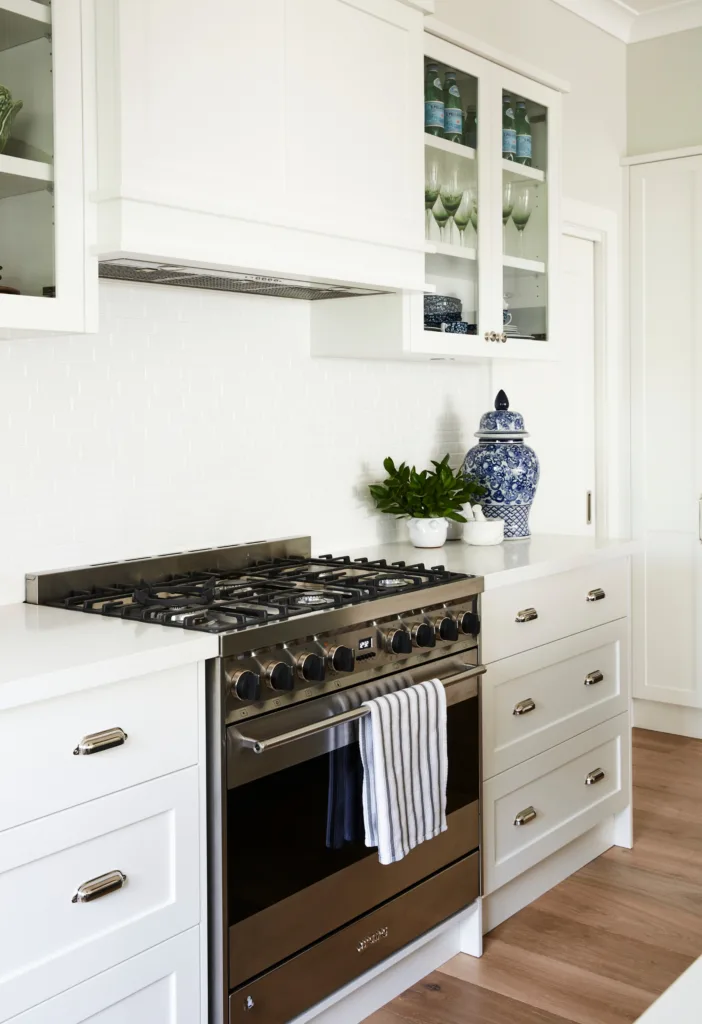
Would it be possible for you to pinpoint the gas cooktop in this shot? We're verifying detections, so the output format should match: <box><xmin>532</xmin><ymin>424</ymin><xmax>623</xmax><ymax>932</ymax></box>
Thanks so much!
<box><xmin>39</xmin><ymin>553</ymin><xmax>472</xmax><ymax>634</ymax></box>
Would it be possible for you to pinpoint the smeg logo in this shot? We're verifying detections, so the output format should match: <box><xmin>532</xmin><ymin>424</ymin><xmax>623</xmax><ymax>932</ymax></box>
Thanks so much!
<box><xmin>356</xmin><ymin>926</ymin><xmax>389</xmax><ymax>953</ymax></box>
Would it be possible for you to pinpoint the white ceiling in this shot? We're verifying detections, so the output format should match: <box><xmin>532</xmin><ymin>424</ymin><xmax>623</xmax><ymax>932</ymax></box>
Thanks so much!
<box><xmin>550</xmin><ymin>0</ymin><xmax>702</xmax><ymax>41</ymax></box>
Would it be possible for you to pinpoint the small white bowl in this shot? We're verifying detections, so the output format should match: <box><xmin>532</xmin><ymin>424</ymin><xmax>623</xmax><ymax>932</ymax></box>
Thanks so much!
<box><xmin>464</xmin><ymin>519</ymin><xmax>504</xmax><ymax>546</ymax></box>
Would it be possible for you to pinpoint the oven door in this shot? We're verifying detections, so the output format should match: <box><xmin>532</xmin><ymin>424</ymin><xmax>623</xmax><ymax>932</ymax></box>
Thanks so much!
<box><xmin>226</xmin><ymin>652</ymin><xmax>482</xmax><ymax>990</ymax></box>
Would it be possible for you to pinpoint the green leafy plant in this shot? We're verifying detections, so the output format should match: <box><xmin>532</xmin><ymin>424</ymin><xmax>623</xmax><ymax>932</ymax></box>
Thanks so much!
<box><xmin>369</xmin><ymin>454</ymin><xmax>487</xmax><ymax>523</ymax></box>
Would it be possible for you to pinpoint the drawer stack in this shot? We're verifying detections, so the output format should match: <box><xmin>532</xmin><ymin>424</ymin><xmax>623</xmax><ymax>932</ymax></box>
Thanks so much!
<box><xmin>480</xmin><ymin>559</ymin><xmax>631</xmax><ymax>896</ymax></box>
<box><xmin>0</xmin><ymin>664</ymin><xmax>203</xmax><ymax>1023</ymax></box>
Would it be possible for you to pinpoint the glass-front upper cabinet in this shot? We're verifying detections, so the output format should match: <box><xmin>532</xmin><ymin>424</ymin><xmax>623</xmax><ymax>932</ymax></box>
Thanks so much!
<box><xmin>418</xmin><ymin>36</ymin><xmax>561</xmax><ymax>361</ymax></box>
<box><xmin>0</xmin><ymin>0</ymin><xmax>92</xmax><ymax>336</ymax></box>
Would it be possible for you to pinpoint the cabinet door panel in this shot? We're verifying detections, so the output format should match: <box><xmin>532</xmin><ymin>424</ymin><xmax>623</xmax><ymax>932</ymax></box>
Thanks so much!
<box><xmin>631</xmin><ymin>156</ymin><xmax>702</xmax><ymax>709</ymax></box>
<box><xmin>284</xmin><ymin>0</ymin><xmax>423</xmax><ymax>248</ymax></box>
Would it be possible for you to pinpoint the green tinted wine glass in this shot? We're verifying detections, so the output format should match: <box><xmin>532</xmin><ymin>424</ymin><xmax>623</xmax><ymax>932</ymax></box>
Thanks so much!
<box><xmin>512</xmin><ymin>185</ymin><xmax>534</xmax><ymax>257</ymax></box>
<box><xmin>502</xmin><ymin>180</ymin><xmax>515</xmax><ymax>253</ymax></box>
<box><xmin>424</xmin><ymin>157</ymin><xmax>441</xmax><ymax>239</ymax></box>
<box><xmin>453</xmin><ymin>189</ymin><xmax>474</xmax><ymax>248</ymax></box>
<box><xmin>439</xmin><ymin>174</ymin><xmax>463</xmax><ymax>245</ymax></box>
<box><xmin>432</xmin><ymin>196</ymin><xmax>449</xmax><ymax>242</ymax></box>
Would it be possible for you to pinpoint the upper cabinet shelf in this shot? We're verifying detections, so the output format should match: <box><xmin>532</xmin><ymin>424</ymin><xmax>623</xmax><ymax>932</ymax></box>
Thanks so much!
<box><xmin>0</xmin><ymin>0</ymin><xmax>50</xmax><ymax>51</ymax></box>
<box><xmin>425</xmin><ymin>134</ymin><xmax>475</xmax><ymax>162</ymax></box>
<box><xmin>0</xmin><ymin>152</ymin><xmax>52</xmax><ymax>198</ymax></box>
<box><xmin>502</xmin><ymin>159</ymin><xmax>545</xmax><ymax>184</ymax></box>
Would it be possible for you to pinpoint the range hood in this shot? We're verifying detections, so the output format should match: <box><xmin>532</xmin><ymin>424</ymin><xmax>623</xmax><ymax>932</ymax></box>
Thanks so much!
<box><xmin>99</xmin><ymin>259</ymin><xmax>389</xmax><ymax>301</ymax></box>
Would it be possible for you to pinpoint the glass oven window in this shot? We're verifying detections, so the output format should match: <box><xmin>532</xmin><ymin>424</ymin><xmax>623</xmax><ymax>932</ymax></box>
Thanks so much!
<box><xmin>228</xmin><ymin>696</ymin><xmax>478</xmax><ymax>927</ymax></box>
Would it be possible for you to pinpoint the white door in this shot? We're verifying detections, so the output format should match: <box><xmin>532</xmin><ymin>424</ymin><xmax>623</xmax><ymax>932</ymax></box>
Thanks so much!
<box><xmin>493</xmin><ymin>232</ymin><xmax>596</xmax><ymax>535</ymax></box>
<box><xmin>631</xmin><ymin>155</ymin><xmax>702</xmax><ymax>709</ymax></box>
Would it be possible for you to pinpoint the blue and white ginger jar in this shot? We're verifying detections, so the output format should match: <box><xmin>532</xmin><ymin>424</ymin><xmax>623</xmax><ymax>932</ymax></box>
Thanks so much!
<box><xmin>461</xmin><ymin>389</ymin><xmax>539</xmax><ymax>540</ymax></box>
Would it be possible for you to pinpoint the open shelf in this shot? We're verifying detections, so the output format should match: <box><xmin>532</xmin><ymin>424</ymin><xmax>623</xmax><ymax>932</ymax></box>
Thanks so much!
<box><xmin>425</xmin><ymin>240</ymin><xmax>477</xmax><ymax>261</ymax></box>
<box><xmin>503</xmin><ymin>254</ymin><xmax>545</xmax><ymax>274</ymax></box>
<box><xmin>501</xmin><ymin>159</ymin><xmax>545</xmax><ymax>184</ymax></box>
<box><xmin>425</xmin><ymin>134</ymin><xmax>476</xmax><ymax>162</ymax></box>
<box><xmin>0</xmin><ymin>153</ymin><xmax>52</xmax><ymax>198</ymax></box>
<box><xmin>0</xmin><ymin>0</ymin><xmax>50</xmax><ymax>51</ymax></box>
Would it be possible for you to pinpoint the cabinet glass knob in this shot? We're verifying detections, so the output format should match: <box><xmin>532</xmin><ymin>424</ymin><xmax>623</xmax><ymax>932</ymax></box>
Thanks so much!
<box><xmin>515</xmin><ymin>607</ymin><xmax>538</xmax><ymax>623</ymax></box>
<box><xmin>514</xmin><ymin>806</ymin><xmax>537</xmax><ymax>826</ymax></box>
<box><xmin>73</xmin><ymin>727</ymin><xmax>128</xmax><ymax>756</ymax></box>
<box><xmin>586</xmin><ymin>588</ymin><xmax>606</xmax><ymax>602</ymax></box>
<box><xmin>585</xmin><ymin>767</ymin><xmax>606</xmax><ymax>786</ymax></box>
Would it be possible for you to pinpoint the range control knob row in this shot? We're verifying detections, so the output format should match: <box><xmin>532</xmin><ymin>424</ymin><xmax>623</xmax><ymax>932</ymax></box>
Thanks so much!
<box><xmin>264</xmin><ymin>661</ymin><xmax>295</xmax><ymax>692</ymax></box>
<box><xmin>435</xmin><ymin>615</ymin><xmax>460</xmax><ymax>642</ymax></box>
<box><xmin>412</xmin><ymin>622</ymin><xmax>436</xmax><ymax>649</ymax></box>
<box><xmin>231</xmin><ymin>669</ymin><xmax>261</xmax><ymax>702</ymax></box>
<box><xmin>297</xmin><ymin>652</ymin><xmax>326</xmax><ymax>683</ymax></box>
<box><xmin>383</xmin><ymin>627</ymin><xmax>413</xmax><ymax>655</ymax></box>
<box><xmin>329</xmin><ymin>645</ymin><xmax>355</xmax><ymax>673</ymax></box>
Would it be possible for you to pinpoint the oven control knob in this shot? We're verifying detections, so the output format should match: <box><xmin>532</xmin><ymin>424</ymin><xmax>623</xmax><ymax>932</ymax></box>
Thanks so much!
<box><xmin>412</xmin><ymin>623</ymin><xmax>436</xmax><ymax>649</ymax></box>
<box><xmin>265</xmin><ymin>661</ymin><xmax>295</xmax><ymax>692</ymax></box>
<box><xmin>231</xmin><ymin>670</ymin><xmax>261</xmax><ymax>702</ymax></box>
<box><xmin>329</xmin><ymin>645</ymin><xmax>355</xmax><ymax>673</ymax></box>
<box><xmin>383</xmin><ymin>628</ymin><xmax>412</xmax><ymax>655</ymax></box>
<box><xmin>298</xmin><ymin>652</ymin><xmax>326</xmax><ymax>683</ymax></box>
<box><xmin>457</xmin><ymin>610</ymin><xmax>480</xmax><ymax>636</ymax></box>
<box><xmin>435</xmin><ymin>615</ymin><xmax>460</xmax><ymax>642</ymax></box>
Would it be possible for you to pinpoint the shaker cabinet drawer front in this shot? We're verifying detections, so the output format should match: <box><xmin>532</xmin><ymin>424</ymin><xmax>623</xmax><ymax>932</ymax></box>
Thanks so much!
<box><xmin>482</xmin><ymin>621</ymin><xmax>629</xmax><ymax>778</ymax></box>
<box><xmin>483</xmin><ymin>715</ymin><xmax>630</xmax><ymax>894</ymax></box>
<box><xmin>0</xmin><ymin>664</ymin><xmax>199</xmax><ymax>832</ymax></box>
<box><xmin>7</xmin><ymin>928</ymin><xmax>201</xmax><ymax>1024</ymax></box>
<box><xmin>0</xmin><ymin>769</ymin><xmax>199</xmax><ymax>1021</ymax></box>
<box><xmin>481</xmin><ymin>559</ymin><xmax>629</xmax><ymax>663</ymax></box>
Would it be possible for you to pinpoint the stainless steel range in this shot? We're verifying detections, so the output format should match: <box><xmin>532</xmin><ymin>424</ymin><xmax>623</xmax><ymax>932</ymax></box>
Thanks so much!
<box><xmin>26</xmin><ymin>537</ymin><xmax>484</xmax><ymax>1024</ymax></box>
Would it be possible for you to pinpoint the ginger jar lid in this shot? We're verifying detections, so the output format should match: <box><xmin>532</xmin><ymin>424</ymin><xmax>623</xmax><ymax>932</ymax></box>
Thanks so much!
<box><xmin>475</xmin><ymin>390</ymin><xmax>529</xmax><ymax>439</ymax></box>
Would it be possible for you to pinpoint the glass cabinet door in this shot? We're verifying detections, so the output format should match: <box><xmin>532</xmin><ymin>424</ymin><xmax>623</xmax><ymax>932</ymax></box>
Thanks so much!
<box><xmin>0</xmin><ymin>0</ymin><xmax>89</xmax><ymax>334</ymax></box>
<box><xmin>496</xmin><ymin>67</ymin><xmax>560</xmax><ymax>348</ymax></box>
<box><xmin>422</xmin><ymin>38</ymin><xmax>492</xmax><ymax>352</ymax></box>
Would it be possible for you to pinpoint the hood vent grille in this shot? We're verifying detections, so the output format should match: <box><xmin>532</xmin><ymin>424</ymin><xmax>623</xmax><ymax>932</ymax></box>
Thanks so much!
<box><xmin>99</xmin><ymin>259</ymin><xmax>388</xmax><ymax>301</ymax></box>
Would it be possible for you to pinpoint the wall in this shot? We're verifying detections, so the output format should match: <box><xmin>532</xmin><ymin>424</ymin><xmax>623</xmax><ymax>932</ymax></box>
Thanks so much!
<box><xmin>627</xmin><ymin>29</ymin><xmax>702</xmax><ymax>156</ymax></box>
<box><xmin>436</xmin><ymin>0</ymin><xmax>627</xmax><ymax>213</ymax></box>
<box><xmin>0</xmin><ymin>281</ymin><xmax>488</xmax><ymax>605</ymax></box>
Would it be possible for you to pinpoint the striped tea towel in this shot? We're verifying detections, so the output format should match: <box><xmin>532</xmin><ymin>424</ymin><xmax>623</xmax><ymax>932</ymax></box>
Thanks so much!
<box><xmin>358</xmin><ymin>678</ymin><xmax>448</xmax><ymax>865</ymax></box>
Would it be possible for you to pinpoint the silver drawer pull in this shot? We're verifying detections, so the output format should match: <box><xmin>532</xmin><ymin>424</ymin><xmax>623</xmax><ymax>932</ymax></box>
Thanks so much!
<box><xmin>586</xmin><ymin>588</ymin><xmax>606</xmax><ymax>602</ymax></box>
<box><xmin>73</xmin><ymin>727</ymin><xmax>128</xmax><ymax>756</ymax></box>
<box><xmin>514</xmin><ymin>806</ymin><xmax>537</xmax><ymax>826</ymax></box>
<box><xmin>71</xmin><ymin>870</ymin><xmax>126</xmax><ymax>904</ymax></box>
<box><xmin>515</xmin><ymin>607</ymin><xmax>538</xmax><ymax>623</ymax></box>
<box><xmin>585</xmin><ymin>768</ymin><xmax>606</xmax><ymax>786</ymax></box>
<box><xmin>584</xmin><ymin>670</ymin><xmax>604</xmax><ymax>686</ymax></box>
<box><xmin>513</xmin><ymin>697</ymin><xmax>536</xmax><ymax>716</ymax></box>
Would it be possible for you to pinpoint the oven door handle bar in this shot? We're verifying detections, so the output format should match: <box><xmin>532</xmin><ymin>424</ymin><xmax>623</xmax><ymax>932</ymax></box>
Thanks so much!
<box><xmin>238</xmin><ymin>664</ymin><xmax>486</xmax><ymax>754</ymax></box>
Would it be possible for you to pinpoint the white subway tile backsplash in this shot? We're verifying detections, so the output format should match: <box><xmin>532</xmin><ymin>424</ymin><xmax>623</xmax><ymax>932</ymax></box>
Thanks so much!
<box><xmin>0</xmin><ymin>280</ymin><xmax>489</xmax><ymax>604</ymax></box>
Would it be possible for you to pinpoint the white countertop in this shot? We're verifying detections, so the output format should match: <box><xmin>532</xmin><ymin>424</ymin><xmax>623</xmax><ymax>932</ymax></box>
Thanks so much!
<box><xmin>0</xmin><ymin>603</ymin><xmax>219</xmax><ymax>711</ymax></box>
<box><xmin>637</xmin><ymin>956</ymin><xmax>701</xmax><ymax>1022</ymax></box>
<box><xmin>343</xmin><ymin>534</ymin><xmax>637</xmax><ymax>590</ymax></box>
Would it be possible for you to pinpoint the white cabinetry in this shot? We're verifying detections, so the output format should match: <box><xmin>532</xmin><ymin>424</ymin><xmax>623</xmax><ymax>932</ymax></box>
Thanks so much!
<box><xmin>312</xmin><ymin>28</ymin><xmax>562</xmax><ymax>361</ymax></box>
<box><xmin>480</xmin><ymin>559</ymin><xmax>631</xmax><ymax>906</ymax></box>
<box><xmin>0</xmin><ymin>0</ymin><xmax>93</xmax><ymax>335</ymax></box>
<box><xmin>91</xmin><ymin>0</ymin><xmax>425</xmax><ymax>293</ymax></box>
<box><xmin>629</xmin><ymin>153</ymin><xmax>702</xmax><ymax>716</ymax></box>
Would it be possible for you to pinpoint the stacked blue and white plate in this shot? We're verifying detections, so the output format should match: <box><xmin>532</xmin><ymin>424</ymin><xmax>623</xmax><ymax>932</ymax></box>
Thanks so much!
<box><xmin>424</xmin><ymin>294</ymin><xmax>462</xmax><ymax>329</ymax></box>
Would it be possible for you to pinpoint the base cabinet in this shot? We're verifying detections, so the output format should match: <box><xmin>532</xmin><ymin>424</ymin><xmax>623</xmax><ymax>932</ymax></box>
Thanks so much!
<box><xmin>8</xmin><ymin>928</ymin><xmax>200</xmax><ymax>1024</ymax></box>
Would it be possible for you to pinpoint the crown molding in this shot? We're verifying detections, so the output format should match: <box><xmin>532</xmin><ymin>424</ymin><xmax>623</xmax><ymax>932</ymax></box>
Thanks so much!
<box><xmin>630</xmin><ymin>0</ymin><xmax>702</xmax><ymax>41</ymax></box>
<box><xmin>548</xmin><ymin>0</ymin><xmax>635</xmax><ymax>41</ymax></box>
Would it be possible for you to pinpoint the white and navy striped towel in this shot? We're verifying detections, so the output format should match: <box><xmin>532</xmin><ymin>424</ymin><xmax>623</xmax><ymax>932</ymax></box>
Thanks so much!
<box><xmin>358</xmin><ymin>678</ymin><xmax>448</xmax><ymax>866</ymax></box>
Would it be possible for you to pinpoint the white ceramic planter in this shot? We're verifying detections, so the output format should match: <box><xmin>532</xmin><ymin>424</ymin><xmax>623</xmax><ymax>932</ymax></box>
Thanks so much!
<box><xmin>407</xmin><ymin>517</ymin><xmax>448</xmax><ymax>548</ymax></box>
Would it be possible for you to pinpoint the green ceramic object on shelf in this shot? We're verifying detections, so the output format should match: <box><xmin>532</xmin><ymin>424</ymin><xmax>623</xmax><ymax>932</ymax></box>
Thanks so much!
<box><xmin>0</xmin><ymin>86</ymin><xmax>22</xmax><ymax>154</ymax></box>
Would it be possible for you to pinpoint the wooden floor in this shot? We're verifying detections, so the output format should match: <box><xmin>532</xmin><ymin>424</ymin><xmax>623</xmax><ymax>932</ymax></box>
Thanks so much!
<box><xmin>365</xmin><ymin>729</ymin><xmax>702</xmax><ymax>1024</ymax></box>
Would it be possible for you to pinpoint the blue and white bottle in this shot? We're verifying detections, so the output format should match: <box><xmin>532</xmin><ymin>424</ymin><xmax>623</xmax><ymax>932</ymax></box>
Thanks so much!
<box><xmin>461</xmin><ymin>390</ymin><xmax>540</xmax><ymax>540</ymax></box>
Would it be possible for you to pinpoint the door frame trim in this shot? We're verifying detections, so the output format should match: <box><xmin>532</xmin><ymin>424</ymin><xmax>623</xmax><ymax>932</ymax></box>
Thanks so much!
<box><xmin>561</xmin><ymin>198</ymin><xmax>624</xmax><ymax>540</ymax></box>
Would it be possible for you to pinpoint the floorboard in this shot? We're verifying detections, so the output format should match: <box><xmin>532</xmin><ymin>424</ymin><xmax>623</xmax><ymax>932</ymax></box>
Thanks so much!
<box><xmin>363</xmin><ymin>728</ymin><xmax>702</xmax><ymax>1024</ymax></box>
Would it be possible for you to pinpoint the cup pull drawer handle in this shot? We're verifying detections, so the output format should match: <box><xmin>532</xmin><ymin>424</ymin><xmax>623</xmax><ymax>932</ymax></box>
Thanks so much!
<box><xmin>73</xmin><ymin>727</ymin><xmax>128</xmax><ymax>756</ymax></box>
<box><xmin>515</xmin><ymin>607</ymin><xmax>538</xmax><ymax>623</ymax></box>
<box><xmin>514</xmin><ymin>806</ymin><xmax>537</xmax><ymax>826</ymax></box>
<box><xmin>585</xmin><ymin>768</ymin><xmax>606</xmax><ymax>786</ymax></box>
<box><xmin>72</xmin><ymin>870</ymin><xmax>126</xmax><ymax>904</ymax></box>
<box><xmin>586</xmin><ymin>588</ymin><xmax>606</xmax><ymax>602</ymax></box>
<box><xmin>513</xmin><ymin>698</ymin><xmax>536</xmax><ymax>716</ymax></box>
<box><xmin>584</xmin><ymin>670</ymin><xmax>604</xmax><ymax>686</ymax></box>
